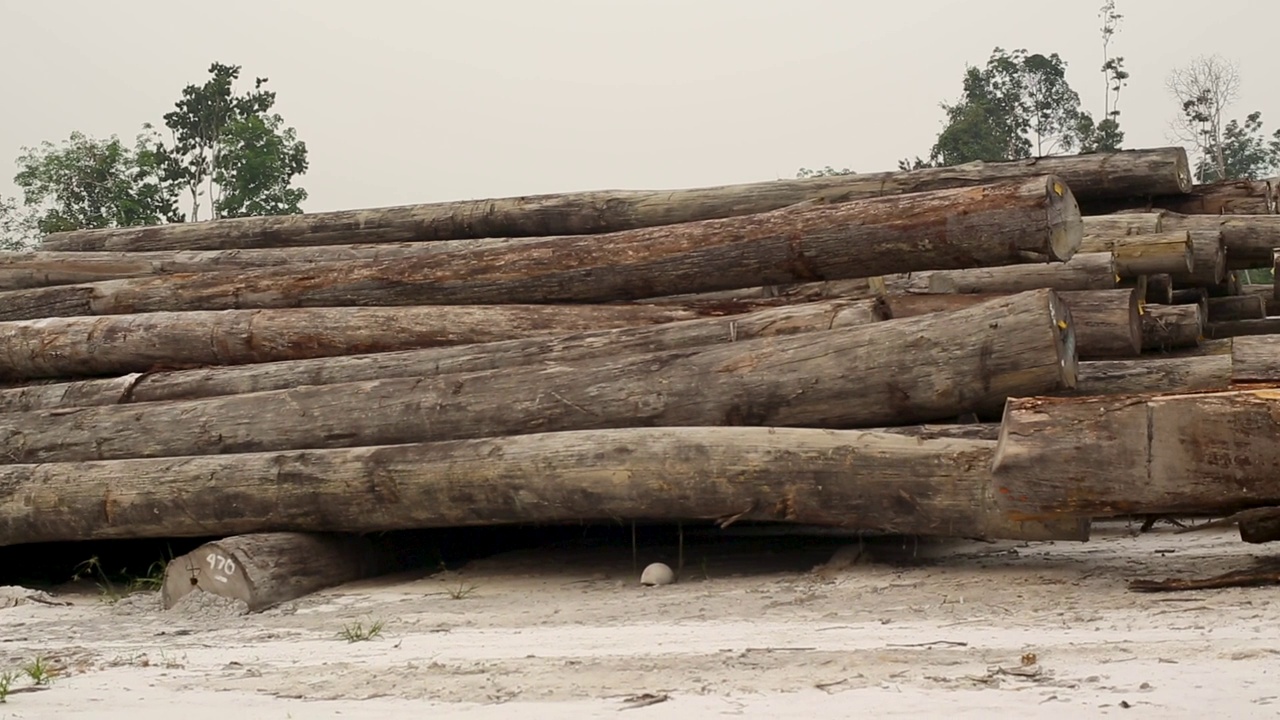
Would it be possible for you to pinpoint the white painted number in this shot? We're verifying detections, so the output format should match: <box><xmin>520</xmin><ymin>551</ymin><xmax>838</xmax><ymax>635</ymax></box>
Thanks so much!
<box><xmin>204</xmin><ymin>552</ymin><xmax>237</xmax><ymax>578</ymax></box>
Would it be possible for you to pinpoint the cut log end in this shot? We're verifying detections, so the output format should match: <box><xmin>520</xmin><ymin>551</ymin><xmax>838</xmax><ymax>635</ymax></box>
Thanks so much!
<box><xmin>1048</xmin><ymin>290</ymin><xmax>1079</xmax><ymax>389</ymax></box>
<box><xmin>1045</xmin><ymin>175</ymin><xmax>1084</xmax><ymax>262</ymax></box>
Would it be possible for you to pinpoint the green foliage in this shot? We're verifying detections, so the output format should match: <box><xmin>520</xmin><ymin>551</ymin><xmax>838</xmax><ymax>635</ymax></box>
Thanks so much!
<box><xmin>13</xmin><ymin>131</ymin><xmax>181</xmax><ymax>235</ymax></box>
<box><xmin>1193</xmin><ymin>111</ymin><xmax>1280</xmax><ymax>182</ymax></box>
<box><xmin>795</xmin><ymin>165</ymin><xmax>855</xmax><ymax>179</ymax></box>
<box><xmin>152</xmin><ymin>62</ymin><xmax>308</xmax><ymax>221</ymax></box>
<box><xmin>0</xmin><ymin>195</ymin><xmax>39</xmax><ymax>250</ymax></box>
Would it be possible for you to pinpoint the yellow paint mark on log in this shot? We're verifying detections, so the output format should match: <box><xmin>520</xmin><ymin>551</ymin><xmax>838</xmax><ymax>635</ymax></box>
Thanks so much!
<box><xmin>1053</xmin><ymin>182</ymin><xmax>1064</xmax><ymax>197</ymax></box>
<box><xmin>1057</xmin><ymin>320</ymin><xmax>1068</xmax><ymax>330</ymax></box>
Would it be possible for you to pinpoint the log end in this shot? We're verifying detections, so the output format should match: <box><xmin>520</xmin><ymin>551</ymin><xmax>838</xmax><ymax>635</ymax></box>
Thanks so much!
<box><xmin>1171</xmin><ymin>146</ymin><xmax>1195</xmax><ymax>194</ymax></box>
<box><xmin>1044</xmin><ymin>175</ymin><xmax>1084</xmax><ymax>262</ymax></box>
<box><xmin>1047</xmin><ymin>290</ymin><xmax>1079</xmax><ymax>390</ymax></box>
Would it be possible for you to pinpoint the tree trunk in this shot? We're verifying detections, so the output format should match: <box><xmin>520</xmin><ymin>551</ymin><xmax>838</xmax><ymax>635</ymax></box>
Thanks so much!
<box><xmin>1166</xmin><ymin>229</ymin><xmax>1226</xmax><ymax>287</ymax></box>
<box><xmin>0</xmin><ymin>290</ymin><xmax>1077</xmax><ymax>465</ymax></box>
<box><xmin>1080</xmin><ymin>212</ymin><xmax>1163</xmax><ymax>236</ymax></box>
<box><xmin>159</xmin><ymin>532</ymin><xmax>398</xmax><ymax>612</ymax></box>
<box><xmin>1207</xmin><ymin>295</ymin><xmax>1266</xmax><ymax>322</ymax></box>
<box><xmin>1202</xmin><ymin>270</ymin><xmax>1244</xmax><ymax>298</ymax></box>
<box><xmin>1</xmin><ymin>302</ymin><xmax>834</xmax><ymax>382</ymax></box>
<box><xmin>1160</xmin><ymin>213</ymin><xmax>1280</xmax><ymax>270</ymax></box>
<box><xmin>1240</xmin><ymin>283</ymin><xmax>1280</xmax><ymax>315</ymax></box>
<box><xmin>37</xmin><ymin>149</ymin><xmax>1186</xmax><ymax>252</ymax></box>
<box><xmin>0</xmin><ymin>298</ymin><xmax>888</xmax><ymax>412</ymax></box>
<box><xmin>1205</xmin><ymin>318</ymin><xmax>1280</xmax><ymax>339</ymax></box>
<box><xmin>1144</xmin><ymin>274</ymin><xmax>1175</xmax><ymax>305</ymax></box>
<box><xmin>1077</xmin><ymin>178</ymin><xmax>1278</xmax><ymax>216</ymax></box>
<box><xmin>0</xmin><ymin>239</ymin><xmax>526</xmax><ymax>291</ymax></box>
<box><xmin>1141</xmin><ymin>303</ymin><xmax>1204</xmax><ymax>351</ymax></box>
<box><xmin>648</xmin><ymin>277</ymin><xmax>883</xmax><ymax>307</ymax></box>
<box><xmin>0</xmin><ymin>426</ymin><xmax>1091</xmax><ymax>547</ymax></box>
<box><xmin>881</xmin><ymin>252</ymin><xmax>1116</xmax><ymax>295</ymax></box>
<box><xmin>1232</xmin><ymin>336</ymin><xmax>1280</xmax><ymax>382</ymax></box>
<box><xmin>885</xmin><ymin>287</ymin><xmax>1139</xmax><ymax>359</ymax></box>
<box><xmin>1077</xmin><ymin>231</ymin><xmax>1192</xmax><ymax>277</ymax></box>
<box><xmin>991</xmin><ymin>389</ymin><xmax>1280</xmax><ymax>519</ymax></box>
<box><xmin>1069</xmin><ymin>355</ymin><xmax>1232</xmax><ymax>396</ymax></box>
<box><xmin>0</xmin><ymin>177</ymin><xmax>1084</xmax><ymax>321</ymax></box>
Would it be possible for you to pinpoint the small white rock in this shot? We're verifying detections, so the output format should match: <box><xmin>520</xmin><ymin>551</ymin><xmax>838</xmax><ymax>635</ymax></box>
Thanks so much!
<box><xmin>640</xmin><ymin>562</ymin><xmax>675</xmax><ymax>586</ymax></box>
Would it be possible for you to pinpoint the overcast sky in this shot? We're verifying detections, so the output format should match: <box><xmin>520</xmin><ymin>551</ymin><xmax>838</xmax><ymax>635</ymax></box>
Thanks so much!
<box><xmin>1</xmin><ymin>1</ymin><xmax>1277</xmax><ymax>214</ymax></box>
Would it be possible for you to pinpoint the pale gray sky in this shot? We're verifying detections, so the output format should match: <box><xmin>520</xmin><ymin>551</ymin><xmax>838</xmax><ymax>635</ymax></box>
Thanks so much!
<box><xmin>1</xmin><ymin>1</ymin><xmax>1277</xmax><ymax>214</ymax></box>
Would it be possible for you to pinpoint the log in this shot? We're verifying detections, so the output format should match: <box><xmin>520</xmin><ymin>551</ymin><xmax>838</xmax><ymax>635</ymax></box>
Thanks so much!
<box><xmin>881</xmin><ymin>252</ymin><xmax>1116</xmax><ymax>295</ymax></box>
<box><xmin>1232</xmin><ymin>336</ymin><xmax>1280</xmax><ymax>382</ymax></box>
<box><xmin>1078</xmin><ymin>178</ymin><xmax>1278</xmax><ymax>216</ymax></box>
<box><xmin>1240</xmin><ymin>283</ymin><xmax>1280</xmax><ymax>315</ymax></box>
<box><xmin>1203</xmin><ymin>271</ymin><xmax>1244</xmax><ymax>298</ymax></box>
<box><xmin>159</xmin><ymin>532</ymin><xmax>398</xmax><ymax>612</ymax></box>
<box><xmin>0</xmin><ymin>298</ymin><xmax>889</xmax><ymax>412</ymax></box>
<box><xmin>1159</xmin><ymin>213</ymin><xmax>1280</xmax><ymax>269</ymax></box>
<box><xmin>0</xmin><ymin>289</ymin><xmax>1078</xmax><ymax>464</ymax></box>
<box><xmin>0</xmin><ymin>426</ymin><xmax>1091</xmax><ymax>547</ymax></box>
<box><xmin>1070</xmin><ymin>355</ymin><xmax>1231</xmax><ymax>396</ymax></box>
<box><xmin>991</xmin><ymin>389</ymin><xmax>1280</xmax><ymax>519</ymax></box>
<box><xmin>1205</xmin><ymin>318</ymin><xmax>1280</xmax><ymax>339</ymax></box>
<box><xmin>0</xmin><ymin>239</ymin><xmax>527</xmax><ymax>291</ymax></box>
<box><xmin>0</xmin><ymin>302</ymin><xmax>830</xmax><ymax>382</ymax></box>
<box><xmin>1144</xmin><ymin>274</ymin><xmax>1174</xmax><ymax>305</ymax></box>
<box><xmin>1080</xmin><ymin>212</ymin><xmax>1163</xmax><ymax>236</ymax></box>
<box><xmin>1207</xmin><ymin>295</ymin><xmax>1266</xmax><ymax>323</ymax></box>
<box><xmin>0</xmin><ymin>177</ymin><xmax>1084</xmax><ymax>321</ymax></box>
<box><xmin>1169</xmin><ymin>229</ymin><xmax>1226</xmax><ymax>286</ymax></box>
<box><xmin>886</xmin><ymin>288</ymin><xmax>1138</xmax><ymax>358</ymax></box>
<box><xmin>649</xmin><ymin>277</ymin><xmax>883</xmax><ymax>307</ymax></box>
<box><xmin>1077</xmin><ymin>231</ymin><xmax>1193</xmax><ymax>277</ymax></box>
<box><xmin>37</xmin><ymin>148</ymin><xmax>1187</xmax><ymax>252</ymax></box>
<box><xmin>1141</xmin><ymin>303</ymin><xmax>1204</xmax><ymax>351</ymax></box>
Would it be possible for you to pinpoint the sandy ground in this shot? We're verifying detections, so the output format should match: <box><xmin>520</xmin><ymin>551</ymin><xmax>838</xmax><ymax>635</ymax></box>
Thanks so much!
<box><xmin>0</xmin><ymin>519</ymin><xmax>1277</xmax><ymax>719</ymax></box>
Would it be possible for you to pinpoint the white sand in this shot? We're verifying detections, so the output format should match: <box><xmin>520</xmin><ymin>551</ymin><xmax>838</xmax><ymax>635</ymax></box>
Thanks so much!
<box><xmin>0</xmin><ymin>520</ymin><xmax>1276</xmax><ymax>718</ymax></box>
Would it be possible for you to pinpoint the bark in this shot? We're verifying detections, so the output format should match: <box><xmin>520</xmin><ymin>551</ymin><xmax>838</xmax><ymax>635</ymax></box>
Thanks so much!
<box><xmin>1203</xmin><ymin>271</ymin><xmax>1244</xmax><ymax>298</ymax></box>
<box><xmin>1078</xmin><ymin>231</ymin><xmax>1192</xmax><ymax>277</ymax></box>
<box><xmin>0</xmin><ymin>177</ymin><xmax>1084</xmax><ymax>321</ymax></box>
<box><xmin>1068</xmin><ymin>355</ymin><xmax>1232</xmax><ymax>396</ymax></box>
<box><xmin>1080</xmin><ymin>212</ymin><xmax>1163</xmax><ymax>236</ymax></box>
<box><xmin>0</xmin><ymin>426</ymin><xmax>1091</xmax><ymax>547</ymax></box>
<box><xmin>0</xmin><ymin>302</ymin><xmax>803</xmax><ymax>382</ymax></box>
<box><xmin>37</xmin><ymin>148</ymin><xmax>1186</xmax><ymax>252</ymax></box>
<box><xmin>1207</xmin><ymin>295</ymin><xmax>1266</xmax><ymax>322</ymax></box>
<box><xmin>991</xmin><ymin>389</ymin><xmax>1280</xmax><ymax>518</ymax></box>
<box><xmin>1240</xmin><ymin>283</ymin><xmax>1280</xmax><ymax>314</ymax></box>
<box><xmin>1144</xmin><ymin>274</ymin><xmax>1174</xmax><ymax>305</ymax></box>
<box><xmin>0</xmin><ymin>298</ymin><xmax>888</xmax><ymax>412</ymax></box>
<box><xmin>0</xmin><ymin>239</ymin><xmax>524</xmax><ymax>291</ymax></box>
<box><xmin>1166</xmin><ymin>229</ymin><xmax>1226</xmax><ymax>286</ymax></box>
<box><xmin>0</xmin><ymin>289</ymin><xmax>1077</xmax><ymax>464</ymax></box>
<box><xmin>159</xmin><ymin>532</ymin><xmax>397</xmax><ymax>612</ymax></box>
<box><xmin>1078</xmin><ymin>178</ymin><xmax>1278</xmax><ymax>216</ymax></box>
<box><xmin>881</xmin><ymin>252</ymin><xmax>1116</xmax><ymax>295</ymax></box>
<box><xmin>885</xmin><ymin>287</ymin><xmax>1140</xmax><ymax>359</ymax></box>
<box><xmin>1205</xmin><ymin>318</ymin><xmax>1280</xmax><ymax>339</ymax></box>
<box><xmin>1141</xmin><ymin>303</ymin><xmax>1204</xmax><ymax>351</ymax></box>
<box><xmin>1159</xmin><ymin>213</ymin><xmax>1280</xmax><ymax>269</ymax></box>
<box><xmin>648</xmin><ymin>278</ymin><xmax>883</xmax><ymax>307</ymax></box>
<box><xmin>1238</xmin><ymin>509</ymin><xmax>1280</xmax><ymax>544</ymax></box>
<box><xmin>1232</xmin><ymin>336</ymin><xmax>1280</xmax><ymax>382</ymax></box>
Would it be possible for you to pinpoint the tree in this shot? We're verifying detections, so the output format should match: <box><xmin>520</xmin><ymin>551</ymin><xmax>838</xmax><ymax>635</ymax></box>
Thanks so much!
<box><xmin>0</xmin><ymin>195</ymin><xmax>39</xmax><ymax>251</ymax></box>
<box><xmin>12</xmin><ymin>130</ymin><xmax>181</xmax><ymax>235</ymax></box>
<box><xmin>1165</xmin><ymin>54</ymin><xmax>1242</xmax><ymax>182</ymax></box>
<box><xmin>150</xmin><ymin>62</ymin><xmax>308</xmax><ymax>221</ymax></box>
<box><xmin>795</xmin><ymin>165</ymin><xmax>855</xmax><ymax>179</ymax></box>
<box><xmin>1199</xmin><ymin>112</ymin><xmax>1280</xmax><ymax>181</ymax></box>
<box><xmin>1075</xmin><ymin>0</ymin><xmax>1128</xmax><ymax>152</ymax></box>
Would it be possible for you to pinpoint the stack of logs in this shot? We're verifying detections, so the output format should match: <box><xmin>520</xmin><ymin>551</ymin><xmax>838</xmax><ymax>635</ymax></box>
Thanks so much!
<box><xmin>2</xmin><ymin>147</ymin><xmax>1280</xmax><ymax>609</ymax></box>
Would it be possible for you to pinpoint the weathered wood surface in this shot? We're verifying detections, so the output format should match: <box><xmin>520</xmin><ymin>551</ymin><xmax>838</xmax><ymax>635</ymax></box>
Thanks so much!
<box><xmin>881</xmin><ymin>252</ymin><xmax>1116</xmax><ymax>295</ymax></box>
<box><xmin>885</xmin><ymin>287</ymin><xmax>1138</xmax><ymax>359</ymax></box>
<box><xmin>1144</xmin><ymin>274</ymin><xmax>1174</xmax><ymax>305</ymax></box>
<box><xmin>1207</xmin><ymin>295</ymin><xmax>1266</xmax><ymax>322</ymax></box>
<box><xmin>0</xmin><ymin>239</ymin><xmax>526</xmax><ymax>290</ymax></box>
<box><xmin>1168</xmin><ymin>229</ymin><xmax>1226</xmax><ymax>286</ymax></box>
<box><xmin>1080</xmin><ymin>212</ymin><xmax>1163</xmax><ymax>236</ymax></box>
<box><xmin>1159</xmin><ymin>213</ymin><xmax>1280</xmax><ymax>269</ymax></box>
<box><xmin>0</xmin><ymin>177</ymin><xmax>1084</xmax><ymax>321</ymax></box>
<box><xmin>0</xmin><ymin>298</ymin><xmax>888</xmax><ymax>412</ymax></box>
<box><xmin>1232</xmin><ymin>336</ymin><xmax>1280</xmax><ymax>381</ymax></box>
<box><xmin>1240</xmin><ymin>283</ymin><xmax>1280</xmax><ymax>315</ymax></box>
<box><xmin>991</xmin><ymin>389</ymin><xmax>1280</xmax><ymax>519</ymax></box>
<box><xmin>1078</xmin><ymin>231</ymin><xmax>1193</xmax><ymax>277</ymax></box>
<box><xmin>0</xmin><ymin>290</ymin><xmax>1077</xmax><ymax>464</ymax></box>
<box><xmin>1205</xmin><ymin>318</ymin><xmax>1280</xmax><ymax>339</ymax></box>
<box><xmin>1141</xmin><ymin>303</ymin><xmax>1204</xmax><ymax>351</ymax></box>
<box><xmin>649</xmin><ymin>278</ymin><xmax>883</xmax><ymax>307</ymax></box>
<box><xmin>0</xmin><ymin>426</ymin><xmax>1091</xmax><ymax>547</ymax></box>
<box><xmin>1078</xmin><ymin>178</ymin><xmax>1278</xmax><ymax>216</ymax></box>
<box><xmin>1069</xmin><ymin>355</ymin><xmax>1231</xmax><ymax>396</ymax></box>
<box><xmin>160</xmin><ymin>532</ymin><xmax>396</xmax><ymax>612</ymax></box>
<box><xmin>36</xmin><ymin>148</ymin><xmax>1186</xmax><ymax>253</ymax></box>
<box><xmin>1203</xmin><ymin>271</ymin><xmax>1244</xmax><ymax>298</ymax></box>
<box><xmin>0</xmin><ymin>302</ymin><xmax>815</xmax><ymax>382</ymax></box>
